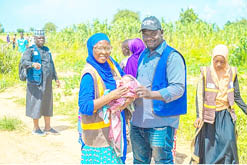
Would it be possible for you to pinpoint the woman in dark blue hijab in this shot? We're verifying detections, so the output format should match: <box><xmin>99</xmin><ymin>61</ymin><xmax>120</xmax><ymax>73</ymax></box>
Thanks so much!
<box><xmin>78</xmin><ymin>33</ymin><xmax>131</xmax><ymax>164</ymax></box>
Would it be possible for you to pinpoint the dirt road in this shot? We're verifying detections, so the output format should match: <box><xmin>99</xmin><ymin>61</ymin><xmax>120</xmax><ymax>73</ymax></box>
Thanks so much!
<box><xmin>0</xmin><ymin>86</ymin><xmax>191</xmax><ymax>164</ymax></box>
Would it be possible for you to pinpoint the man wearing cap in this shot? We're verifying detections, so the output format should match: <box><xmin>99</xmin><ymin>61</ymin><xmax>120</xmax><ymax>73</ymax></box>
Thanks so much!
<box><xmin>131</xmin><ymin>16</ymin><xmax>187</xmax><ymax>164</ymax></box>
<box><xmin>20</xmin><ymin>30</ymin><xmax>60</xmax><ymax>136</ymax></box>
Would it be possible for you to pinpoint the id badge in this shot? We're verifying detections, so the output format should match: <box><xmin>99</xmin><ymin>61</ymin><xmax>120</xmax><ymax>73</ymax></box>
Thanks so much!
<box><xmin>33</xmin><ymin>51</ymin><xmax>39</xmax><ymax>56</ymax></box>
<box><xmin>207</xmin><ymin>83</ymin><xmax>215</xmax><ymax>89</ymax></box>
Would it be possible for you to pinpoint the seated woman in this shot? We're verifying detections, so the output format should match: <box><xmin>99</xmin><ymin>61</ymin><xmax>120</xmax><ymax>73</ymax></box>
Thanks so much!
<box><xmin>78</xmin><ymin>33</ymin><xmax>134</xmax><ymax>164</ymax></box>
<box><xmin>191</xmin><ymin>44</ymin><xmax>247</xmax><ymax>164</ymax></box>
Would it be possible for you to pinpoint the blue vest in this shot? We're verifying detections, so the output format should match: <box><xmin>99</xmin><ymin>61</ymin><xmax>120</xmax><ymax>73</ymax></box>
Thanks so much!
<box><xmin>27</xmin><ymin>45</ymin><xmax>48</xmax><ymax>85</ymax></box>
<box><xmin>138</xmin><ymin>44</ymin><xmax>187</xmax><ymax>116</ymax></box>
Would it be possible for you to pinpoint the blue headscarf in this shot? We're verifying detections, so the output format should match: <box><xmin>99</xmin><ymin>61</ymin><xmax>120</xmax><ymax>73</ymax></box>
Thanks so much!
<box><xmin>86</xmin><ymin>33</ymin><xmax>116</xmax><ymax>90</ymax></box>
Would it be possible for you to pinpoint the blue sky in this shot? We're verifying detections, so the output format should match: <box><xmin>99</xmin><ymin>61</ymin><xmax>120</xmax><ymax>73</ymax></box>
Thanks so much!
<box><xmin>0</xmin><ymin>0</ymin><xmax>247</xmax><ymax>32</ymax></box>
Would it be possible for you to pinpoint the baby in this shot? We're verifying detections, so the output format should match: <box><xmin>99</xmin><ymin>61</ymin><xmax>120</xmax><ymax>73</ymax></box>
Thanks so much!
<box><xmin>99</xmin><ymin>75</ymin><xmax>140</xmax><ymax>156</ymax></box>
<box><xmin>108</xmin><ymin>74</ymin><xmax>140</xmax><ymax>112</ymax></box>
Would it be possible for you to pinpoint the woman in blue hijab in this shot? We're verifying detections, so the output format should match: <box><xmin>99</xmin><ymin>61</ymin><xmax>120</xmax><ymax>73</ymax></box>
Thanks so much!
<box><xmin>78</xmin><ymin>33</ymin><xmax>133</xmax><ymax>164</ymax></box>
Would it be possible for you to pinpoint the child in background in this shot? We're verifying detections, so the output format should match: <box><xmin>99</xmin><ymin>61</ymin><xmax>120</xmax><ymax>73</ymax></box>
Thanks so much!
<box><xmin>120</xmin><ymin>39</ymin><xmax>131</xmax><ymax>70</ymax></box>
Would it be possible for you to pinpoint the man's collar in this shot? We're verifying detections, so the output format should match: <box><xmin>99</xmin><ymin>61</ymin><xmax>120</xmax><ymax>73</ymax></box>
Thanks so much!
<box><xmin>155</xmin><ymin>40</ymin><xmax>166</xmax><ymax>55</ymax></box>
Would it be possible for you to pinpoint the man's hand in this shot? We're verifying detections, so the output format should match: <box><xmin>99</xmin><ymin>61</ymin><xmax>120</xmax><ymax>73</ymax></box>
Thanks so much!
<box><xmin>135</xmin><ymin>86</ymin><xmax>152</xmax><ymax>98</ymax></box>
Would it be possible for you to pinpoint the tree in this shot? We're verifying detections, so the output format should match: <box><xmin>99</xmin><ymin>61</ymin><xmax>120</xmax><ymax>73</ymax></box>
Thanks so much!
<box><xmin>178</xmin><ymin>8</ymin><xmax>200</xmax><ymax>24</ymax></box>
<box><xmin>44</xmin><ymin>22</ymin><xmax>57</xmax><ymax>32</ymax></box>
<box><xmin>225</xmin><ymin>21</ymin><xmax>232</xmax><ymax>26</ymax></box>
<box><xmin>17</xmin><ymin>28</ymin><xmax>25</xmax><ymax>33</ymax></box>
<box><xmin>29</xmin><ymin>27</ymin><xmax>35</xmax><ymax>32</ymax></box>
<box><xmin>0</xmin><ymin>23</ymin><xmax>4</xmax><ymax>33</ymax></box>
<box><xmin>112</xmin><ymin>9</ymin><xmax>140</xmax><ymax>23</ymax></box>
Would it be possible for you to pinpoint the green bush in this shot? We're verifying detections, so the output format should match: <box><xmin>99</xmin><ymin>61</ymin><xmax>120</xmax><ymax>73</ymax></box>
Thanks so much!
<box><xmin>0</xmin><ymin>116</ymin><xmax>24</xmax><ymax>131</ymax></box>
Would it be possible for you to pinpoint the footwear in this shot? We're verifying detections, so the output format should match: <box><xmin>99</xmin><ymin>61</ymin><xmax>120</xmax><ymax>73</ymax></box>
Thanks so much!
<box><xmin>32</xmin><ymin>128</ymin><xmax>46</xmax><ymax>136</ymax></box>
<box><xmin>43</xmin><ymin>128</ymin><xmax>60</xmax><ymax>135</ymax></box>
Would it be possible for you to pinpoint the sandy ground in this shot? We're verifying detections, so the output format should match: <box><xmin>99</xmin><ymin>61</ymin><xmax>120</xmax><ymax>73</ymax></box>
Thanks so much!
<box><xmin>0</xmin><ymin>86</ymin><xmax>191</xmax><ymax>164</ymax></box>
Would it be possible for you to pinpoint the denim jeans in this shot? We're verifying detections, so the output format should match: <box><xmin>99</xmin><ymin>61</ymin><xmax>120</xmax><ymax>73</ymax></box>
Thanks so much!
<box><xmin>130</xmin><ymin>124</ymin><xmax>176</xmax><ymax>164</ymax></box>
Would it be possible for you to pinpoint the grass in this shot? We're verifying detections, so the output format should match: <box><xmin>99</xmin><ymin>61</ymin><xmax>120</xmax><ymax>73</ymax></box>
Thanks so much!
<box><xmin>0</xmin><ymin>43</ymin><xmax>21</xmax><ymax>91</ymax></box>
<box><xmin>13</xmin><ymin>97</ymin><xmax>26</xmax><ymax>106</ymax></box>
<box><xmin>0</xmin><ymin>116</ymin><xmax>24</xmax><ymax>131</ymax></box>
<box><xmin>54</xmin><ymin>99</ymin><xmax>78</xmax><ymax>126</ymax></box>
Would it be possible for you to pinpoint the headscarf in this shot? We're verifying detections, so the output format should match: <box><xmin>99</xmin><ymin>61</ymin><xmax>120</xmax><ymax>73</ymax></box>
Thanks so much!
<box><xmin>86</xmin><ymin>33</ymin><xmax>116</xmax><ymax>90</ymax></box>
<box><xmin>210</xmin><ymin>44</ymin><xmax>230</xmax><ymax>86</ymax></box>
<box><xmin>124</xmin><ymin>38</ymin><xmax>145</xmax><ymax>77</ymax></box>
<box><xmin>210</xmin><ymin>44</ymin><xmax>231</xmax><ymax>109</ymax></box>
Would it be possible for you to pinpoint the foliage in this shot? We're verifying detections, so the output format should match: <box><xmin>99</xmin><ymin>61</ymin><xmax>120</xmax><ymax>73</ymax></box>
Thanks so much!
<box><xmin>0</xmin><ymin>43</ymin><xmax>21</xmax><ymax>91</ymax></box>
<box><xmin>0</xmin><ymin>23</ymin><xmax>4</xmax><ymax>33</ymax></box>
<box><xmin>112</xmin><ymin>9</ymin><xmax>140</xmax><ymax>23</ymax></box>
<box><xmin>0</xmin><ymin>116</ymin><xmax>24</xmax><ymax>131</ymax></box>
<box><xmin>224</xmin><ymin>18</ymin><xmax>247</xmax><ymax>28</ymax></box>
<box><xmin>0</xmin><ymin>46</ymin><xmax>20</xmax><ymax>74</ymax></box>
<box><xmin>17</xmin><ymin>28</ymin><xmax>24</xmax><ymax>33</ymax></box>
<box><xmin>44</xmin><ymin>22</ymin><xmax>57</xmax><ymax>32</ymax></box>
<box><xmin>29</xmin><ymin>27</ymin><xmax>35</xmax><ymax>32</ymax></box>
<box><xmin>178</xmin><ymin>8</ymin><xmax>200</xmax><ymax>24</ymax></box>
<box><xmin>230</xmin><ymin>38</ymin><xmax>247</xmax><ymax>65</ymax></box>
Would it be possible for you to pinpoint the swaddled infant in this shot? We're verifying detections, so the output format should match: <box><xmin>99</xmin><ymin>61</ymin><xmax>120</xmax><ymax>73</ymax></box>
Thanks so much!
<box><xmin>108</xmin><ymin>74</ymin><xmax>140</xmax><ymax>112</ymax></box>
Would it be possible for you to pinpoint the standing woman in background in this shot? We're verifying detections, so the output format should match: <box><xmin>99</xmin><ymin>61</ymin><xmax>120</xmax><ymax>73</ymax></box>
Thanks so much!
<box><xmin>20</xmin><ymin>30</ymin><xmax>60</xmax><ymax>136</ymax></box>
<box><xmin>124</xmin><ymin>38</ymin><xmax>145</xmax><ymax>78</ymax></box>
<box><xmin>191</xmin><ymin>44</ymin><xmax>247</xmax><ymax>164</ymax></box>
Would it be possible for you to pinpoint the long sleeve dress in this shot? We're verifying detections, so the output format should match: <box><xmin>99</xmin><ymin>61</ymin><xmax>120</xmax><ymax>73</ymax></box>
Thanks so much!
<box><xmin>192</xmin><ymin>74</ymin><xmax>247</xmax><ymax>164</ymax></box>
<box><xmin>21</xmin><ymin>45</ymin><xmax>58</xmax><ymax>119</ymax></box>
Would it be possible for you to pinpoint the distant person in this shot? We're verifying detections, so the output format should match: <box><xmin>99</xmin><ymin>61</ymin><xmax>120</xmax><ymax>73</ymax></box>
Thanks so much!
<box><xmin>191</xmin><ymin>44</ymin><xmax>247</xmax><ymax>164</ymax></box>
<box><xmin>17</xmin><ymin>32</ymin><xmax>28</xmax><ymax>54</ymax></box>
<box><xmin>6</xmin><ymin>33</ymin><xmax>10</xmax><ymax>44</ymax></box>
<box><xmin>25</xmin><ymin>33</ymin><xmax>30</xmax><ymax>46</ymax></box>
<box><xmin>12</xmin><ymin>34</ymin><xmax>16</xmax><ymax>50</ymax></box>
<box><xmin>120</xmin><ymin>39</ymin><xmax>131</xmax><ymax>70</ymax></box>
<box><xmin>20</xmin><ymin>30</ymin><xmax>60</xmax><ymax>136</ymax></box>
<box><xmin>124</xmin><ymin>38</ymin><xmax>145</xmax><ymax>78</ymax></box>
<box><xmin>130</xmin><ymin>16</ymin><xmax>187</xmax><ymax>164</ymax></box>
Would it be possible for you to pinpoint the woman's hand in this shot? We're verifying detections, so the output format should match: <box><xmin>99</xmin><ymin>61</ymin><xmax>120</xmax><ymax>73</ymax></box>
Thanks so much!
<box><xmin>32</xmin><ymin>63</ymin><xmax>41</xmax><ymax>70</ymax></box>
<box><xmin>108</xmin><ymin>86</ymin><xmax>129</xmax><ymax>100</ymax></box>
<box><xmin>194</xmin><ymin>118</ymin><xmax>203</xmax><ymax>128</ymax></box>
<box><xmin>118</xmin><ymin>97</ymin><xmax>135</xmax><ymax>111</ymax></box>
<box><xmin>56</xmin><ymin>80</ymin><xmax>60</xmax><ymax>88</ymax></box>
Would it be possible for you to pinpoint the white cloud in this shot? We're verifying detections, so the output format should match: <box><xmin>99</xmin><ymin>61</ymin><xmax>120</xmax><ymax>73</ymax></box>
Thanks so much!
<box><xmin>15</xmin><ymin>0</ymin><xmax>118</xmax><ymax>30</ymax></box>
<box><xmin>188</xmin><ymin>4</ymin><xmax>197</xmax><ymax>11</ymax></box>
<box><xmin>201</xmin><ymin>5</ymin><xmax>216</xmax><ymax>22</ymax></box>
<box><xmin>217</xmin><ymin>0</ymin><xmax>246</xmax><ymax>8</ymax></box>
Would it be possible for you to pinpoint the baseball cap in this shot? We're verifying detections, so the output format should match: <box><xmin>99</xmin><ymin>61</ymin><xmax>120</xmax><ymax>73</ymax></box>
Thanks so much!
<box><xmin>140</xmin><ymin>16</ymin><xmax>162</xmax><ymax>31</ymax></box>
